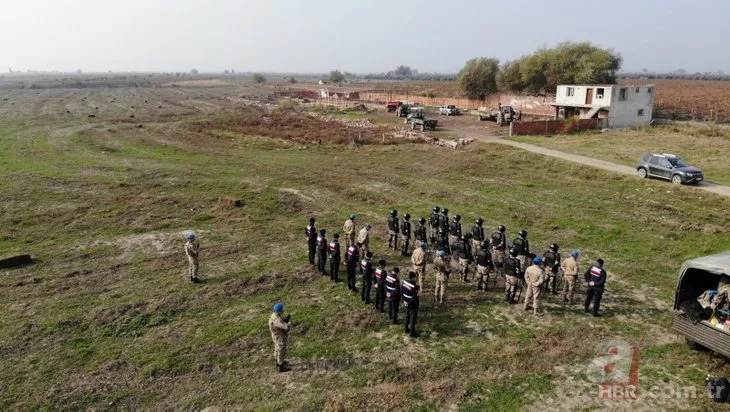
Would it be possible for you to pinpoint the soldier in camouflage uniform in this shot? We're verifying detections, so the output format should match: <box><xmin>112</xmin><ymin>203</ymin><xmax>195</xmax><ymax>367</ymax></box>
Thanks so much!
<box><xmin>184</xmin><ymin>232</ymin><xmax>200</xmax><ymax>282</ymax></box>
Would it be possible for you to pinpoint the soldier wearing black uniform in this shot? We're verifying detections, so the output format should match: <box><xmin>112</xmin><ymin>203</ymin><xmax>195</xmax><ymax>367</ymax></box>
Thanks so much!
<box><xmin>471</xmin><ymin>218</ymin><xmax>485</xmax><ymax>260</ymax></box>
<box><xmin>387</xmin><ymin>209</ymin><xmax>400</xmax><ymax>249</ymax></box>
<box><xmin>475</xmin><ymin>240</ymin><xmax>494</xmax><ymax>290</ymax></box>
<box><xmin>360</xmin><ymin>251</ymin><xmax>374</xmax><ymax>304</ymax></box>
<box><xmin>414</xmin><ymin>217</ymin><xmax>427</xmax><ymax>244</ymax></box>
<box><xmin>542</xmin><ymin>243</ymin><xmax>561</xmax><ymax>294</ymax></box>
<box><xmin>345</xmin><ymin>242</ymin><xmax>361</xmax><ymax>292</ymax></box>
<box><xmin>512</xmin><ymin>230</ymin><xmax>530</xmax><ymax>271</ymax></box>
<box><xmin>454</xmin><ymin>235</ymin><xmax>470</xmax><ymax>281</ymax></box>
<box><xmin>429</xmin><ymin>206</ymin><xmax>440</xmax><ymax>243</ymax></box>
<box><xmin>434</xmin><ymin>226</ymin><xmax>449</xmax><ymax>253</ymax></box>
<box><xmin>448</xmin><ymin>214</ymin><xmax>462</xmax><ymax>254</ymax></box>
<box><xmin>328</xmin><ymin>233</ymin><xmax>341</xmax><ymax>282</ymax></box>
<box><xmin>490</xmin><ymin>225</ymin><xmax>507</xmax><ymax>275</ymax></box>
<box><xmin>402</xmin><ymin>271</ymin><xmax>420</xmax><ymax>337</ymax></box>
<box><xmin>504</xmin><ymin>247</ymin><xmax>522</xmax><ymax>304</ymax></box>
<box><xmin>305</xmin><ymin>218</ymin><xmax>317</xmax><ymax>266</ymax></box>
<box><xmin>438</xmin><ymin>208</ymin><xmax>450</xmax><ymax>232</ymax></box>
<box><xmin>385</xmin><ymin>268</ymin><xmax>401</xmax><ymax>323</ymax></box>
<box><xmin>400</xmin><ymin>214</ymin><xmax>412</xmax><ymax>256</ymax></box>
<box><xmin>374</xmin><ymin>259</ymin><xmax>388</xmax><ymax>312</ymax></box>
<box><xmin>316</xmin><ymin>229</ymin><xmax>327</xmax><ymax>275</ymax></box>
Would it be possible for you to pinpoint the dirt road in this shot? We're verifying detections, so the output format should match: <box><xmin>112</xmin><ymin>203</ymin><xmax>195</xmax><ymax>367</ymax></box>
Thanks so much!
<box><xmin>431</xmin><ymin>113</ymin><xmax>730</xmax><ymax>198</ymax></box>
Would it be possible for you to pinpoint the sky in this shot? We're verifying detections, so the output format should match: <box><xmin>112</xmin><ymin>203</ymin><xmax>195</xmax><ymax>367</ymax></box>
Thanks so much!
<box><xmin>1</xmin><ymin>0</ymin><xmax>728</xmax><ymax>74</ymax></box>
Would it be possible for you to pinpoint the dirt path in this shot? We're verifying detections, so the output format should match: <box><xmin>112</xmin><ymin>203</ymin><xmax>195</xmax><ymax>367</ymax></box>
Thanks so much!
<box><xmin>435</xmin><ymin>115</ymin><xmax>730</xmax><ymax>198</ymax></box>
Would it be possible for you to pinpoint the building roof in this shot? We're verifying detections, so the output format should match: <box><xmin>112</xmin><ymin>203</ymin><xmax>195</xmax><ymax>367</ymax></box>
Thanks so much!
<box><xmin>550</xmin><ymin>103</ymin><xmax>610</xmax><ymax>109</ymax></box>
<box><xmin>558</xmin><ymin>84</ymin><xmax>655</xmax><ymax>88</ymax></box>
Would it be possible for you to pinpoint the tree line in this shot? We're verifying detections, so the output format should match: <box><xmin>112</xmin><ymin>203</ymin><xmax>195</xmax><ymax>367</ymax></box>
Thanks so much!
<box><xmin>458</xmin><ymin>42</ymin><xmax>622</xmax><ymax>99</ymax></box>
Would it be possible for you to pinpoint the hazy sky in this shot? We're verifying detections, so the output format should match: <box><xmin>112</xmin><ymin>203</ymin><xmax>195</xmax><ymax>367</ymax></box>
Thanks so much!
<box><xmin>1</xmin><ymin>0</ymin><xmax>728</xmax><ymax>74</ymax></box>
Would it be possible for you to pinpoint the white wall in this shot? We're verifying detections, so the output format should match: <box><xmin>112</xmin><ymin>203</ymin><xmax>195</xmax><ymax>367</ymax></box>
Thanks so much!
<box><xmin>556</xmin><ymin>85</ymin><xmax>613</xmax><ymax>106</ymax></box>
<box><xmin>605</xmin><ymin>85</ymin><xmax>655</xmax><ymax>128</ymax></box>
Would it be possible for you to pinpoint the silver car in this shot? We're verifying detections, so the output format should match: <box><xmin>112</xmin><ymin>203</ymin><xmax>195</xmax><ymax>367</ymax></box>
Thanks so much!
<box><xmin>636</xmin><ymin>153</ymin><xmax>704</xmax><ymax>185</ymax></box>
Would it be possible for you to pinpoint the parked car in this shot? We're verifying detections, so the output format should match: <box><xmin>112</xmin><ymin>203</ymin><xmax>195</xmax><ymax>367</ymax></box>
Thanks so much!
<box><xmin>439</xmin><ymin>105</ymin><xmax>460</xmax><ymax>116</ymax></box>
<box><xmin>406</xmin><ymin>113</ymin><xmax>437</xmax><ymax>131</ymax></box>
<box><xmin>636</xmin><ymin>153</ymin><xmax>704</xmax><ymax>185</ymax></box>
<box><xmin>672</xmin><ymin>251</ymin><xmax>730</xmax><ymax>358</ymax></box>
<box><xmin>386</xmin><ymin>101</ymin><xmax>401</xmax><ymax>112</ymax></box>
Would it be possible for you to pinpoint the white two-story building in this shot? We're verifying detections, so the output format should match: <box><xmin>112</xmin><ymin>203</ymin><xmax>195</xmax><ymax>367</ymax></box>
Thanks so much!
<box><xmin>552</xmin><ymin>84</ymin><xmax>655</xmax><ymax>128</ymax></box>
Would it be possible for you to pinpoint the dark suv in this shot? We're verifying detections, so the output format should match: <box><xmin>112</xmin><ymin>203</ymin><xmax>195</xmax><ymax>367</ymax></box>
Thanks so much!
<box><xmin>637</xmin><ymin>154</ymin><xmax>704</xmax><ymax>185</ymax></box>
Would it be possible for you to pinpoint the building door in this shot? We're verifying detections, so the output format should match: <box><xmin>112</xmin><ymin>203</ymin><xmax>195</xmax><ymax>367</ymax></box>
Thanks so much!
<box><xmin>585</xmin><ymin>88</ymin><xmax>593</xmax><ymax>105</ymax></box>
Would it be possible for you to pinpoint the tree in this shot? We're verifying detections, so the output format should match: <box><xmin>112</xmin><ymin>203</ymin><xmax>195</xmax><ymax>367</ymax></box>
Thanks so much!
<box><xmin>457</xmin><ymin>58</ymin><xmax>500</xmax><ymax>100</ymax></box>
<box><xmin>496</xmin><ymin>59</ymin><xmax>525</xmax><ymax>92</ymax></box>
<box><xmin>329</xmin><ymin>70</ymin><xmax>345</xmax><ymax>83</ymax></box>
<box><xmin>224</xmin><ymin>69</ymin><xmax>230</xmax><ymax>74</ymax></box>
<box><xmin>252</xmin><ymin>73</ymin><xmax>266</xmax><ymax>84</ymax></box>
<box><xmin>191</xmin><ymin>69</ymin><xmax>198</xmax><ymax>75</ymax></box>
<box><xmin>288</xmin><ymin>76</ymin><xmax>297</xmax><ymax>84</ymax></box>
<box><xmin>394</xmin><ymin>65</ymin><xmax>414</xmax><ymax>78</ymax></box>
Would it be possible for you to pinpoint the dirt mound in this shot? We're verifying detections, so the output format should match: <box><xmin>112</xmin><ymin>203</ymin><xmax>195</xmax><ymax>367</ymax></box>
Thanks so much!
<box><xmin>189</xmin><ymin>106</ymin><xmax>411</xmax><ymax>145</ymax></box>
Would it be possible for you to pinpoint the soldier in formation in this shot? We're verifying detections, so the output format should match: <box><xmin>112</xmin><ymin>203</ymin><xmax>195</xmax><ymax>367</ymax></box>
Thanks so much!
<box><xmin>343</xmin><ymin>214</ymin><xmax>356</xmax><ymax>248</ymax></box>
<box><xmin>316</xmin><ymin>229</ymin><xmax>328</xmax><ymax>276</ymax></box>
<box><xmin>503</xmin><ymin>247</ymin><xmax>522</xmax><ymax>304</ymax></box>
<box><xmin>374</xmin><ymin>259</ymin><xmax>388</xmax><ymax>312</ymax></box>
<box><xmin>475</xmin><ymin>240</ymin><xmax>493</xmax><ymax>291</ymax></box>
<box><xmin>584</xmin><ymin>258</ymin><xmax>607</xmax><ymax>317</ymax></box>
<box><xmin>402</xmin><ymin>271</ymin><xmax>420</xmax><ymax>337</ymax></box>
<box><xmin>512</xmin><ymin>230</ymin><xmax>530</xmax><ymax>271</ymax></box>
<box><xmin>184</xmin><ymin>232</ymin><xmax>200</xmax><ymax>283</ymax></box>
<box><xmin>542</xmin><ymin>243</ymin><xmax>561</xmax><ymax>294</ymax></box>
<box><xmin>360</xmin><ymin>251</ymin><xmax>374</xmax><ymax>304</ymax></box>
<box><xmin>305</xmin><ymin>218</ymin><xmax>317</xmax><ymax>267</ymax></box>
<box><xmin>329</xmin><ymin>233</ymin><xmax>341</xmax><ymax>283</ymax></box>
<box><xmin>414</xmin><ymin>217</ymin><xmax>427</xmax><ymax>245</ymax></box>
<box><xmin>561</xmin><ymin>250</ymin><xmax>580</xmax><ymax>304</ymax></box>
<box><xmin>454</xmin><ymin>235</ymin><xmax>470</xmax><ymax>282</ymax></box>
<box><xmin>523</xmin><ymin>257</ymin><xmax>545</xmax><ymax>316</ymax></box>
<box><xmin>400</xmin><ymin>213</ymin><xmax>412</xmax><ymax>256</ymax></box>
<box><xmin>448</xmin><ymin>214</ymin><xmax>462</xmax><ymax>253</ymax></box>
<box><xmin>411</xmin><ymin>241</ymin><xmax>427</xmax><ymax>289</ymax></box>
<box><xmin>357</xmin><ymin>223</ymin><xmax>371</xmax><ymax>255</ymax></box>
<box><xmin>471</xmin><ymin>218</ymin><xmax>485</xmax><ymax>258</ymax></box>
<box><xmin>387</xmin><ymin>209</ymin><xmax>400</xmax><ymax>250</ymax></box>
<box><xmin>490</xmin><ymin>225</ymin><xmax>507</xmax><ymax>275</ymax></box>
<box><xmin>345</xmin><ymin>242</ymin><xmax>361</xmax><ymax>292</ymax></box>
<box><xmin>429</xmin><ymin>206</ymin><xmax>440</xmax><ymax>243</ymax></box>
<box><xmin>385</xmin><ymin>267</ymin><xmax>401</xmax><ymax>324</ymax></box>
<box><xmin>433</xmin><ymin>250</ymin><xmax>451</xmax><ymax>304</ymax></box>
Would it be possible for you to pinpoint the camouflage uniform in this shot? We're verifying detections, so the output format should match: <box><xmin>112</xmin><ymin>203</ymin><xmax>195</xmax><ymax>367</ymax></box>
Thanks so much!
<box><xmin>343</xmin><ymin>218</ymin><xmax>356</xmax><ymax>248</ymax></box>
<box><xmin>523</xmin><ymin>264</ymin><xmax>545</xmax><ymax>315</ymax></box>
<box><xmin>433</xmin><ymin>255</ymin><xmax>450</xmax><ymax>304</ymax></box>
<box><xmin>268</xmin><ymin>312</ymin><xmax>291</xmax><ymax>366</ymax></box>
<box><xmin>560</xmin><ymin>256</ymin><xmax>580</xmax><ymax>304</ymax></box>
<box><xmin>185</xmin><ymin>239</ymin><xmax>200</xmax><ymax>281</ymax></box>
<box><xmin>490</xmin><ymin>231</ymin><xmax>507</xmax><ymax>274</ymax></box>
<box><xmin>474</xmin><ymin>247</ymin><xmax>493</xmax><ymax>290</ymax></box>
<box><xmin>453</xmin><ymin>239</ymin><xmax>470</xmax><ymax>281</ymax></box>
<box><xmin>411</xmin><ymin>246</ymin><xmax>427</xmax><ymax>288</ymax></box>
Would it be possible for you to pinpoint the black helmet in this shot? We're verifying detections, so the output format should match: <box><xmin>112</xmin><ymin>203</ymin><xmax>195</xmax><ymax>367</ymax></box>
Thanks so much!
<box><xmin>391</xmin><ymin>209</ymin><xmax>398</xmax><ymax>216</ymax></box>
<box><xmin>550</xmin><ymin>243</ymin><xmax>559</xmax><ymax>252</ymax></box>
<box><xmin>476</xmin><ymin>218</ymin><xmax>484</xmax><ymax>226</ymax></box>
<box><xmin>481</xmin><ymin>240</ymin><xmax>490</xmax><ymax>249</ymax></box>
<box><xmin>418</xmin><ymin>217</ymin><xmax>426</xmax><ymax>224</ymax></box>
<box><xmin>519</xmin><ymin>229</ymin><xmax>528</xmax><ymax>238</ymax></box>
<box><xmin>454</xmin><ymin>214</ymin><xmax>461</xmax><ymax>222</ymax></box>
<box><xmin>442</xmin><ymin>208</ymin><xmax>449</xmax><ymax>214</ymax></box>
<box><xmin>320</xmin><ymin>229</ymin><xmax>326</xmax><ymax>234</ymax></box>
<box><xmin>499</xmin><ymin>225</ymin><xmax>506</xmax><ymax>233</ymax></box>
<box><xmin>309</xmin><ymin>217</ymin><xmax>315</xmax><ymax>223</ymax></box>
<box><xmin>404</xmin><ymin>213</ymin><xmax>411</xmax><ymax>220</ymax></box>
<box><xmin>433</xmin><ymin>206</ymin><xmax>440</xmax><ymax>213</ymax></box>
<box><xmin>509</xmin><ymin>247</ymin><xmax>519</xmax><ymax>257</ymax></box>
<box><xmin>460</xmin><ymin>235</ymin><xmax>467</xmax><ymax>242</ymax></box>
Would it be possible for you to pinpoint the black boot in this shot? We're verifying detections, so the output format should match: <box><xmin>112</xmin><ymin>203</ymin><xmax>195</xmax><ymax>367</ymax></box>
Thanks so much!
<box><xmin>277</xmin><ymin>363</ymin><xmax>291</xmax><ymax>373</ymax></box>
<box><xmin>506</xmin><ymin>292</ymin><xmax>511</xmax><ymax>303</ymax></box>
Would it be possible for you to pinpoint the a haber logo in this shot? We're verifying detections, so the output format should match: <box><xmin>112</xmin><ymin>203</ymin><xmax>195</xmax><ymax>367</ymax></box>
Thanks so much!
<box><xmin>585</xmin><ymin>340</ymin><xmax>640</xmax><ymax>400</ymax></box>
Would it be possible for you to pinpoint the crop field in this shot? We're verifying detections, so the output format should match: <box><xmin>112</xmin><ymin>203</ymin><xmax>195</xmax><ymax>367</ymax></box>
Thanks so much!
<box><xmin>1</xmin><ymin>84</ymin><xmax>730</xmax><ymax>409</ymax></box>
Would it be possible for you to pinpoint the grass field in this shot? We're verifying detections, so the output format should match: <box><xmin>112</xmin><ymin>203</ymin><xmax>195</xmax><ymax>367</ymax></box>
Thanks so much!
<box><xmin>510</xmin><ymin>124</ymin><xmax>730</xmax><ymax>187</ymax></box>
<box><xmin>2</xmin><ymin>88</ymin><xmax>730</xmax><ymax>409</ymax></box>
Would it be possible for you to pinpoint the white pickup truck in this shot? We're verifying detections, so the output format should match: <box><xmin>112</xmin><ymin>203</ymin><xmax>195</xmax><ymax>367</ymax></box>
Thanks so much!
<box><xmin>438</xmin><ymin>105</ymin><xmax>460</xmax><ymax>116</ymax></box>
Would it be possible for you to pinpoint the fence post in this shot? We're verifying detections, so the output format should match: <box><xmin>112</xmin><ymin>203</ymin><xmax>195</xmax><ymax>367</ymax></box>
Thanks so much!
<box><xmin>509</xmin><ymin>121</ymin><xmax>514</xmax><ymax>137</ymax></box>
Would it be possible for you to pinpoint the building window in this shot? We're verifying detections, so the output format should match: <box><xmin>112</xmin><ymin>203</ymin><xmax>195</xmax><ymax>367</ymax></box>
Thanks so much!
<box><xmin>566</xmin><ymin>87</ymin><xmax>574</xmax><ymax>97</ymax></box>
<box><xmin>647</xmin><ymin>87</ymin><xmax>652</xmax><ymax>94</ymax></box>
<box><xmin>638</xmin><ymin>109</ymin><xmax>645</xmax><ymax>117</ymax></box>
<box><xmin>619</xmin><ymin>88</ymin><xmax>628</xmax><ymax>101</ymax></box>
<box><xmin>635</xmin><ymin>87</ymin><xmax>640</xmax><ymax>93</ymax></box>
<box><xmin>596</xmin><ymin>88</ymin><xmax>605</xmax><ymax>98</ymax></box>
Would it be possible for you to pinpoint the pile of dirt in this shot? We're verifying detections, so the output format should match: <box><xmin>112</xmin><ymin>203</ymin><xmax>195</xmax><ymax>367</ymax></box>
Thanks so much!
<box><xmin>190</xmin><ymin>106</ymin><xmax>410</xmax><ymax>145</ymax></box>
